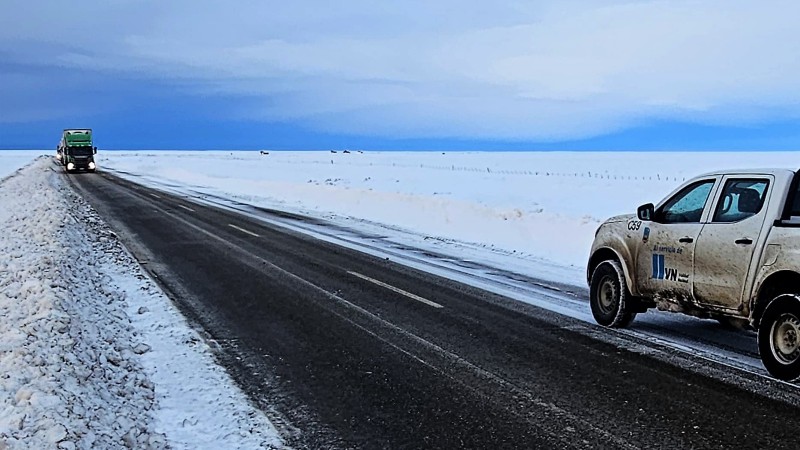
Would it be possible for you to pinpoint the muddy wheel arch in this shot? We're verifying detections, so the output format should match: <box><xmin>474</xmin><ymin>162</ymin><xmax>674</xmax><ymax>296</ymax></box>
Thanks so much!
<box><xmin>588</xmin><ymin>247</ymin><xmax>637</xmax><ymax>295</ymax></box>
<box><xmin>752</xmin><ymin>270</ymin><xmax>800</xmax><ymax>327</ymax></box>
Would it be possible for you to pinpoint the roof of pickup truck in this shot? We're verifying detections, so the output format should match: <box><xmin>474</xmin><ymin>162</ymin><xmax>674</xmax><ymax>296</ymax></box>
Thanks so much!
<box><xmin>692</xmin><ymin>168</ymin><xmax>797</xmax><ymax>178</ymax></box>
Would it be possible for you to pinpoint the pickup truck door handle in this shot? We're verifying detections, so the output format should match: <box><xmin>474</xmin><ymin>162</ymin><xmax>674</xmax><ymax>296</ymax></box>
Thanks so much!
<box><xmin>735</xmin><ymin>238</ymin><xmax>753</xmax><ymax>245</ymax></box>
<box><xmin>679</xmin><ymin>237</ymin><xmax>694</xmax><ymax>243</ymax></box>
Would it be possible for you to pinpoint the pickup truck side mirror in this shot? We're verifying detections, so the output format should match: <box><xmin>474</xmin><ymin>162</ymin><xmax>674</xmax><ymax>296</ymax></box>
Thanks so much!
<box><xmin>637</xmin><ymin>203</ymin><xmax>655</xmax><ymax>221</ymax></box>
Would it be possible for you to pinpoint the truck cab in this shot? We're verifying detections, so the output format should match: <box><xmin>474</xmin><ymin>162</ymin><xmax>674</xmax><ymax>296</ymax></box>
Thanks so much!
<box><xmin>588</xmin><ymin>168</ymin><xmax>800</xmax><ymax>380</ymax></box>
<box><xmin>58</xmin><ymin>129</ymin><xmax>98</xmax><ymax>173</ymax></box>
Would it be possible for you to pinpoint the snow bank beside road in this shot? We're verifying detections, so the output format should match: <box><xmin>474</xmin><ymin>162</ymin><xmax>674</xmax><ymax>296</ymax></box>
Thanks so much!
<box><xmin>0</xmin><ymin>158</ymin><xmax>282</xmax><ymax>449</ymax></box>
<box><xmin>0</xmin><ymin>158</ymin><xmax>159</xmax><ymax>448</ymax></box>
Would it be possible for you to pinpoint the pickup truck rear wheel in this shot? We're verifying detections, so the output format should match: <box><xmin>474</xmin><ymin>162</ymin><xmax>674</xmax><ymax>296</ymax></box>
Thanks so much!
<box><xmin>590</xmin><ymin>260</ymin><xmax>636</xmax><ymax>328</ymax></box>
<box><xmin>758</xmin><ymin>294</ymin><xmax>800</xmax><ymax>381</ymax></box>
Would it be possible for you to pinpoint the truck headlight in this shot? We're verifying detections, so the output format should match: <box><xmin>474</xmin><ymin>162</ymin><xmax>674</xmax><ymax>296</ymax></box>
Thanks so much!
<box><xmin>88</xmin><ymin>162</ymin><xmax>96</xmax><ymax>170</ymax></box>
<box><xmin>67</xmin><ymin>163</ymin><xmax>75</xmax><ymax>170</ymax></box>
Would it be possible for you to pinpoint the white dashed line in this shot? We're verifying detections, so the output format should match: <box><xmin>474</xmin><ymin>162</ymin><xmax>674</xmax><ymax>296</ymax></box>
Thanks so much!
<box><xmin>150</xmin><ymin>193</ymin><xmax>161</xmax><ymax>199</ymax></box>
<box><xmin>228</xmin><ymin>224</ymin><xmax>260</xmax><ymax>237</ymax></box>
<box><xmin>178</xmin><ymin>204</ymin><xmax>195</xmax><ymax>212</ymax></box>
<box><xmin>348</xmin><ymin>271</ymin><xmax>443</xmax><ymax>309</ymax></box>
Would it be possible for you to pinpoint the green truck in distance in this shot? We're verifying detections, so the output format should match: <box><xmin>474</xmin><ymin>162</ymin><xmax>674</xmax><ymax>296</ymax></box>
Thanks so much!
<box><xmin>57</xmin><ymin>129</ymin><xmax>97</xmax><ymax>172</ymax></box>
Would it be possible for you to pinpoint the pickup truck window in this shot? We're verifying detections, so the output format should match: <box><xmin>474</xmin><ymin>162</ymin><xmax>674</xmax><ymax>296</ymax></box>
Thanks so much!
<box><xmin>657</xmin><ymin>179</ymin><xmax>715</xmax><ymax>223</ymax></box>
<box><xmin>787</xmin><ymin>174</ymin><xmax>800</xmax><ymax>217</ymax></box>
<box><xmin>712</xmin><ymin>179</ymin><xmax>769</xmax><ymax>223</ymax></box>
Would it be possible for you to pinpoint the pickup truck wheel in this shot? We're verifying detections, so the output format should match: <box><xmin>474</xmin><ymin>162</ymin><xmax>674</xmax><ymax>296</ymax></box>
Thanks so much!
<box><xmin>758</xmin><ymin>294</ymin><xmax>800</xmax><ymax>381</ymax></box>
<box><xmin>590</xmin><ymin>260</ymin><xmax>636</xmax><ymax>328</ymax></box>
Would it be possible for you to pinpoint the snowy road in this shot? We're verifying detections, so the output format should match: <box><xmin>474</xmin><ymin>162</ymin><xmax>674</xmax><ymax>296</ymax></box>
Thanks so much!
<box><xmin>69</xmin><ymin>167</ymin><xmax>800</xmax><ymax>449</ymax></box>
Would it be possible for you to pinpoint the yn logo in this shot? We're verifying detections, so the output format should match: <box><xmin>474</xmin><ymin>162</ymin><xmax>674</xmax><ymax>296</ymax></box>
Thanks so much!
<box><xmin>651</xmin><ymin>254</ymin><xmax>678</xmax><ymax>281</ymax></box>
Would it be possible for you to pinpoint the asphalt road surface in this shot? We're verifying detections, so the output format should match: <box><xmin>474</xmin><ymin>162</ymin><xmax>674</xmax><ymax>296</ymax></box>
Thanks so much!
<box><xmin>67</xmin><ymin>169</ymin><xmax>800</xmax><ymax>449</ymax></box>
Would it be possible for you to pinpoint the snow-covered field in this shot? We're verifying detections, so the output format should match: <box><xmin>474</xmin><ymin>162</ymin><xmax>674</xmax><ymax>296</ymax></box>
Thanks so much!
<box><xmin>0</xmin><ymin>151</ymin><xmax>39</xmax><ymax>181</ymax></box>
<box><xmin>103</xmin><ymin>150</ymin><xmax>800</xmax><ymax>283</ymax></box>
<box><xmin>3</xmin><ymin>150</ymin><xmax>799</xmax><ymax>448</ymax></box>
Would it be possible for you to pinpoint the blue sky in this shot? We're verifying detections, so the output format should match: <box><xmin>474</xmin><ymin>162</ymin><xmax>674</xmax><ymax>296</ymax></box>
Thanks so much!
<box><xmin>2</xmin><ymin>1</ymin><xmax>800</xmax><ymax>151</ymax></box>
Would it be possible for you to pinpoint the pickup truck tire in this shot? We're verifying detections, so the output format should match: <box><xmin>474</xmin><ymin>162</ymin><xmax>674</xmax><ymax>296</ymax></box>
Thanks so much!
<box><xmin>590</xmin><ymin>260</ymin><xmax>636</xmax><ymax>328</ymax></box>
<box><xmin>758</xmin><ymin>294</ymin><xmax>800</xmax><ymax>381</ymax></box>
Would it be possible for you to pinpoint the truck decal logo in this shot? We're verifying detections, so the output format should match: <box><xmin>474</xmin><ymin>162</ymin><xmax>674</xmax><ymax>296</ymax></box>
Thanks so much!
<box><xmin>652</xmin><ymin>254</ymin><xmax>666</xmax><ymax>279</ymax></box>
<box><xmin>652</xmin><ymin>244</ymin><xmax>682</xmax><ymax>255</ymax></box>
<box><xmin>652</xmin><ymin>253</ymin><xmax>689</xmax><ymax>282</ymax></box>
<box><xmin>627</xmin><ymin>220</ymin><xmax>642</xmax><ymax>231</ymax></box>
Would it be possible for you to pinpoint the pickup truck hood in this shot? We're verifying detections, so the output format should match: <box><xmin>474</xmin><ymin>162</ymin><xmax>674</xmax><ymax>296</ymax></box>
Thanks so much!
<box><xmin>604</xmin><ymin>214</ymin><xmax>636</xmax><ymax>225</ymax></box>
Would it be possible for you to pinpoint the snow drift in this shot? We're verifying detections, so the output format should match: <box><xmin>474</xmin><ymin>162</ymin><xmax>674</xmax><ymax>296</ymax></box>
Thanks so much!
<box><xmin>0</xmin><ymin>157</ymin><xmax>282</xmax><ymax>449</ymax></box>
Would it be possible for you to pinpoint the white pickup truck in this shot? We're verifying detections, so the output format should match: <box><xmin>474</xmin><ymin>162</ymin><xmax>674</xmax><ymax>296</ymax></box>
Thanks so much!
<box><xmin>588</xmin><ymin>168</ymin><xmax>800</xmax><ymax>380</ymax></box>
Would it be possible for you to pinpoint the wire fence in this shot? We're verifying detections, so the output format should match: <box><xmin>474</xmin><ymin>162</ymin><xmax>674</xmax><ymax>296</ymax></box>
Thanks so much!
<box><xmin>261</xmin><ymin>157</ymin><xmax>688</xmax><ymax>182</ymax></box>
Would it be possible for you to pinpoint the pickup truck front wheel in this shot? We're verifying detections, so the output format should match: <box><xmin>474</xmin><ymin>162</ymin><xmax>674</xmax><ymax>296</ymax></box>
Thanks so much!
<box><xmin>590</xmin><ymin>260</ymin><xmax>636</xmax><ymax>328</ymax></box>
<box><xmin>759</xmin><ymin>294</ymin><xmax>800</xmax><ymax>381</ymax></box>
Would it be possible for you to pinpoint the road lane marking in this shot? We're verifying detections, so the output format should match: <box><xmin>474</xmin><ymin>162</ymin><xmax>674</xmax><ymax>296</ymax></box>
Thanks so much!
<box><xmin>178</xmin><ymin>204</ymin><xmax>195</xmax><ymax>212</ymax></box>
<box><xmin>228</xmin><ymin>224</ymin><xmax>260</xmax><ymax>237</ymax></box>
<box><xmin>150</xmin><ymin>193</ymin><xmax>161</xmax><ymax>199</ymax></box>
<box><xmin>347</xmin><ymin>271</ymin><xmax>443</xmax><ymax>309</ymax></box>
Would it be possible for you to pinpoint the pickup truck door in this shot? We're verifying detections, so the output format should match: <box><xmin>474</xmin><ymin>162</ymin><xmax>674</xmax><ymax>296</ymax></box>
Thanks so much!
<box><xmin>636</xmin><ymin>179</ymin><xmax>718</xmax><ymax>299</ymax></box>
<box><xmin>692</xmin><ymin>176</ymin><xmax>771</xmax><ymax>309</ymax></box>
